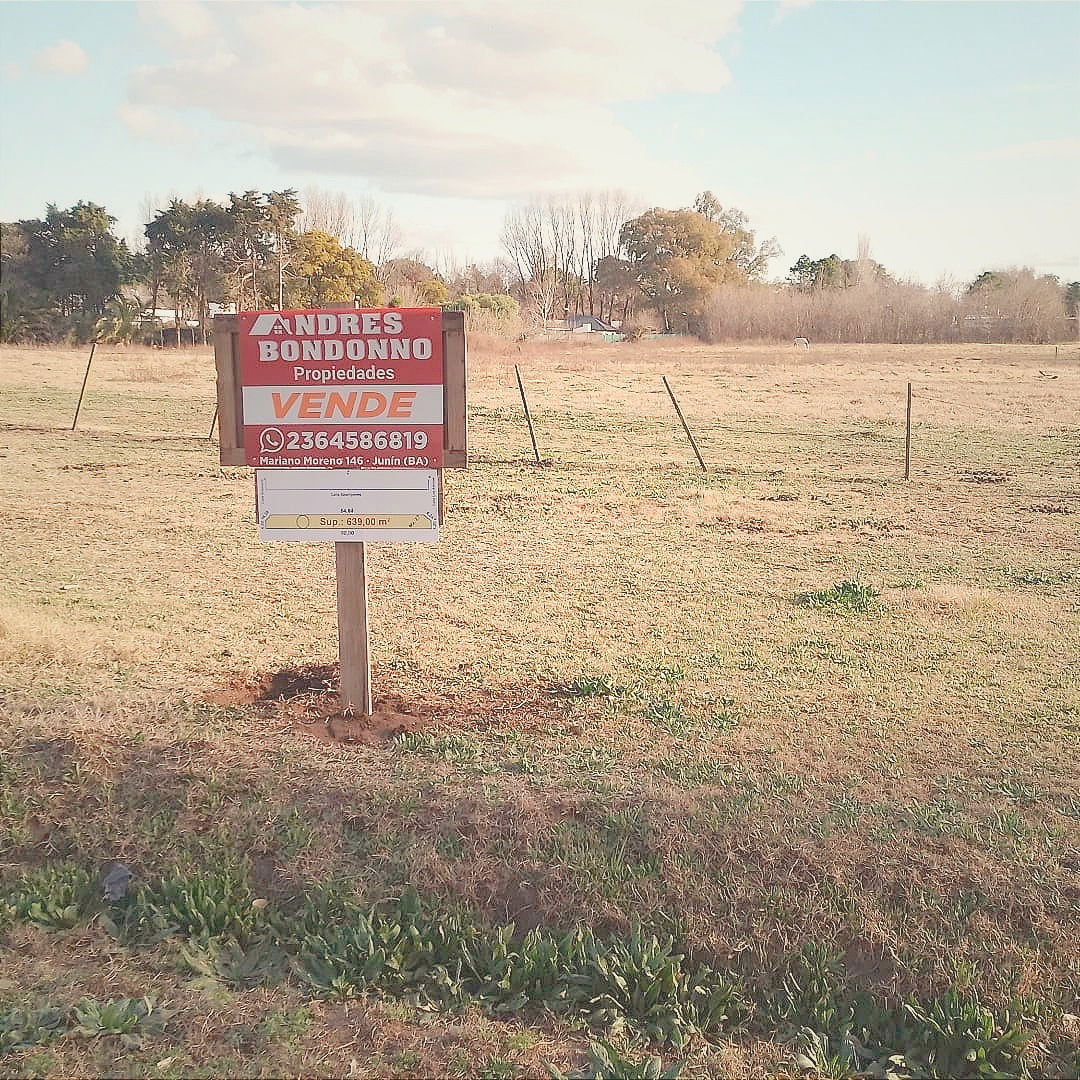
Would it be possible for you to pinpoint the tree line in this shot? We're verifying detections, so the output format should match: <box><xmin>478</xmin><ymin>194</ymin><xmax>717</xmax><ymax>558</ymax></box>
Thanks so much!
<box><xmin>1</xmin><ymin>187</ymin><xmax>1076</xmax><ymax>344</ymax></box>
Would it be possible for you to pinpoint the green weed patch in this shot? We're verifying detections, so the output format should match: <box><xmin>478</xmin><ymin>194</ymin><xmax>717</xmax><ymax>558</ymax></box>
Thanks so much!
<box><xmin>767</xmin><ymin>945</ymin><xmax>1036</xmax><ymax>1079</ymax></box>
<box><xmin>1007</xmin><ymin>567</ymin><xmax>1075</xmax><ymax>587</ymax></box>
<box><xmin>5</xmin><ymin>864</ymin><xmax>96</xmax><ymax>929</ymax></box>
<box><xmin>0</xmin><ymin>1006</ymin><xmax>67</xmax><ymax>1054</ymax></box>
<box><xmin>551</xmin><ymin>674</ymin><xmax>625</xmax><ymax>700</ymax></box>
<box><xmin>70</xmin><ymin>996</ymin><xmax>171</xmax><ymax>1048</ymax></box>
<box><xmin>548</xmin><ymin>1041</ymin><xmax>685</xmax><ymax>1078</ymax></box>
<box><xmin>1</xmin><ymin>997</ymin><xmax>169</xmax><ymax>1054</ymax></box>
<box><xmin>136</xmin><ymin>867</ymin><xmax>266</xmax><ymax>941</ymax></box>
<box><xmin>549</xmin><ymin>669</ymin><xmax>734</xmax><ymax>739</ymax></box>
<box><xmin>795</xmin><ymin>580</ymin><xmax>882</xmax><ymax>613</ymax></box>
<box><xmin>288</xmin><ymin>891</ymin><xmax>745</xmax><ymax>1048</ymax></box>
<box><xmin>0</xmin><ymin>863</ymin><xmax>1045</xmax><ymax>1073</ymax></box>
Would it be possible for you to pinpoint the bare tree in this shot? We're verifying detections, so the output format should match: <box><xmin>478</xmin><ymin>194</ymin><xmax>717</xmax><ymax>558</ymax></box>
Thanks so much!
<box><xmin>855</xmin><ymin>233</ymin><xmax>874</xmax><ymax>286</ymax></box>
<box><xmin>446</xmin><ymin>258</ymin><xmax>515</xmax><ymax>296</ymax></box>
<box><xmin>502</xmin><ymin>201</ymin><xmax>556</xmax><ymax>324</ymax></box>
<box><xmin>299</xmin><ymin>187</ymin><xmax>354</xmax><ymax>242</ymax></box>
<box><xmin>502</xmin><ymin>190</ymin><xmax>639</xmax><ymax>326</ymax></box>
<box><xmin>430</xmin><ymin>248</ymin><xmax>463</xmax><ymax>285</ymax></box>
<box><xmin>577</xmin><ymin>192</ymin><xmax>597</xmax><ymax>314</ymax></box>
<box><xmin>578</xmin><ymin>189</ymin><xmax>639</xmax><ymax>315</ymax></box>
<box><xmin>355</xmin><ymin>195</ymin><xmax>401</xmax><ymax>269</ymax></box>
<box><xmin>298</xmin><ymin>188</ymin><xmax>400</xmax><ymax>270</ymax></box>
<box><xmin>547</xmin><ymin>197</ymin><xmax>580</xmax><ymax>318</ymax></box>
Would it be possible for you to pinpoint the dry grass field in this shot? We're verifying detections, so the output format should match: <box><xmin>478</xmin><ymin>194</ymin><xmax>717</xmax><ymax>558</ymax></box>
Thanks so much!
<box><xmin>1</xmin><ymin>338</ymin><xmax>1077</xmax><ymax>1078</ymax></box>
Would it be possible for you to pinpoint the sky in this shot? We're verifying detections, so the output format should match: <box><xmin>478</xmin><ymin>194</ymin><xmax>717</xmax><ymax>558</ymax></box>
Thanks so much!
<box><xmin>1</xmin><ymin>0</ymin><xmax>1077</xmax><ymax>285</ymax></box>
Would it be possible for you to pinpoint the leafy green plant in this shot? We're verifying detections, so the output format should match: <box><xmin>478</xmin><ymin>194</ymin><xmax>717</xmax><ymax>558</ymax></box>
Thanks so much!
<box><xmin>789</xmin><ymin>1026</ymin><xmax>921</xmax><ymax>1079</ymax></box>
<box><xmin>272</xmin><ymin>808</ymin><xmax>314</xmax><ymax>857</ymax></box>
<box><xmin>71</xmin><ymin>996</ymin><xmax>170</xmax><ymax>1048</ymax></box>
<box><xmin>791</xmin><ymin>1027</ymin><xmax>867</xmax><ymax>1079</ymax></box>
<box><xmin>396</xmin><ymin>731</ymin><xmax>484</xmax><ymax>766</ymax></box>
<box><xmin>463</xmin><ymin>921</ymin><xmax>584</xmax><ymax>1011</ymax></box>
<box><xmin>776</xmin><ymin>962</ymin><xmax>1037</xmax><ymax>1079</ymax></box>
<box><xmin>547</xmin><ymin>1041</ymin><xmax>685</xmax><ymax>1079</ymax></box>
<box><xmin>553</xmin><ymin>675</ymin><xmax>624</xmax><ymax>699</ymax></box>
<box><xmin>0</xmin><ymin>1006</ymin><xmax>67</xmax><ymax>1053</ymax></box>
<box><xmin>181</xmin><ymin>936</ymin><xmax>286</xmax><ymax>990</ymax></box>
<box><xmin>578</xmin><ymin>927</ymin><xmax>747</xmax><ymax>1047</ymax></box>
<box><xmin>292</xmin><ymin>889</ymin><xmax>453</xmax><ymax>1001</ymax></box>
<box><xmin>551</xmin><ymin>671</ymin><xmax>711</xmax><ymax>740</ymax></box>
<box><xmin>903</xmin><ymin>991</ymin><xmax>1033</xmax><ymax>1077</ymax></box>
<box><xmin>140</xmin><ymin>868</ymin><xmax>264</xmax><ymax>941</ymax></box>
<box><xmin>290</xmin><ymin>890</ymin><xmax>744</xmax><ymax>1047</ymax></box>
<box><xmin>3</xmin><ymin>862</ymin><xmax>1041</xmax><ymax>1075</ymax></box>
<box><xmin>477</xmin><ymin>1056</ymin><xmax>519</xmax><ymax>1079</ymax></box>
<box><xmin>795</xmin><ymin>581</ymin><xmax>881</xmax><ymax>613</ymax></box>
<box><xmin>770</xmin><ymin>944</ymin><xmax>852</xmax><ymax>1034</ymax></box>
<box><xmin>4</xmin><ymin>864</ymin><xmax>96</xmax><ymax>928</ymax></box>
<box><xmin>640</xmin><ymin>696</ymin><xmax>689</xmax><ymax>736</ymax></box>
<box><xmin>704</xmin><ymin>698</ymin><xmax>741</xmax><ymax>731</ymax></box>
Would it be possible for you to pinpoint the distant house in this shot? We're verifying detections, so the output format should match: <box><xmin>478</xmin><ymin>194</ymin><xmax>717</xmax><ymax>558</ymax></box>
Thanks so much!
<box><xmin>140</xmin><ymin>307</ymin><xmax>195</xmax><ymax>326</ymax></box>
<box><xmin>568</xmin><ymin>314</ymin><xmax>616</xmax><ymax>333</ymax></box>
<box><xmin>137</xmin><ymin>308</ymin><xmax>199</xmax><ymax>345</ymax></box>
<box><xmin>138</xmin><ymin>303</ymin><xmax>236</xmax><ymax>346</ymax></box>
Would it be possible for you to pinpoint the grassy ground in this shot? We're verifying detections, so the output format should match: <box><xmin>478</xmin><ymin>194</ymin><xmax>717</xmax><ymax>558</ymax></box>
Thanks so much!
<box><xmin>0</xmin><ymin>339</ymin><xmax>1077</xmax><ymax>1078</ymax></box>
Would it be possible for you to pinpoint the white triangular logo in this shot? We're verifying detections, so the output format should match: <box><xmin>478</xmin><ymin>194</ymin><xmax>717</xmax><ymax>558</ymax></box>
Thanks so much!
<box><xmin>250</xmin><ymin>314</ymin><xmax>292</xmax><ymax>336</ymax></box>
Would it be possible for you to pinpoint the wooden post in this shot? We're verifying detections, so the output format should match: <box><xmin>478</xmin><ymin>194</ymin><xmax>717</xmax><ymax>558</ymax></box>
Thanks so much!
<box><xmin>71</xmin><ymin>341</ymin><xmax>97</xmax><ymax>431</ymax></box>
<box><xmin>212</xmin><ymin>314</ymin><xmax>245</xmax><ymax>466</ymax></box>
<box><xmin>662</xmin><ymin>375</ymin><xmax>707</xmax><ymax>472</ymax></box>
<box><xmin>904</xmin><ymin>382</ymin><xmax>912</xmax><ymax>481</ymax></box>
<box><xmin>335</xmin><ymin>542</ymin><xmax>372</xmax><ymax>714</ymax></box>
<box><xmin>442</xmin><ymin>310</ymin><xmax>468</xmax><ymax>468</ymax></box>
<box><xmin>208</xmin><ymin>404</ymin><xmax>219</xmax><ymax>441</ymax></box>
<box><xmin>514</xmin><ymin>364</ymin><xmax>542</xmax><ymax>464</ymax></box>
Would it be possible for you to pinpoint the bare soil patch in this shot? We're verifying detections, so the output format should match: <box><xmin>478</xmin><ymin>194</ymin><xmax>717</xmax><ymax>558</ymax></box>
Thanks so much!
<box><xmin>203</xmin><ymin>664</ymin><xmax>565</xmax><ymax>747</ymax></box>
<box><xmin>204</xmin><ymin>664</ymin><xmax>438</xmax><ymax>744</ymax></box>
<box><xmin>205</xmin><ymin>662</ymin><xmax>340</xmax><ymax>706</ymax></box>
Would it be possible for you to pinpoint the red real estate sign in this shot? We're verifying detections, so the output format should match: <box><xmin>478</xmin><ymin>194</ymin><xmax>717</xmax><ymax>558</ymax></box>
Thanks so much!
<box><xmin>238</xmin><ymin>307</ymin><xmax>444</xmax><ymax>469</ymax></box>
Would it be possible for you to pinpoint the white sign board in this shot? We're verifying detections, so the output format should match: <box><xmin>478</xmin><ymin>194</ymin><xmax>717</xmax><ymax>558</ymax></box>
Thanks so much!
<box><xmin>256</xmin><ymin>468</ymin><xmax>439</xmax><ymax>543</ymax></box>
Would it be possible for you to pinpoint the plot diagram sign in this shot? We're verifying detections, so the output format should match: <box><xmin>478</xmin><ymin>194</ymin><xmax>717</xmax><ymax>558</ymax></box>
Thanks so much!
<box><xmin>238</xmin><ymin>308</ymin><xmax>444</xmax><ymax>469</ymax></box>
<box><xmin>257</xmin><ymin>468</ymin><xmax>439</xmax><ymax>543</ymax></box>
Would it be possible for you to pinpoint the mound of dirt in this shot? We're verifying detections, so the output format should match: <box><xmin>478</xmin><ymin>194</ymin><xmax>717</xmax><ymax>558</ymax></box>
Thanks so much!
<box><xmin>307</xmin><ymin>707</ymin><xmax>429</xmax><ymax>746</ymax></box>
<box><xmin>204</xmin><ymin>664</ymin><xmax>453</xmax><ymax>747</ymax></box>
<box><xmin>203</xmin><ymin>663</ymin><xmax>338</xmax><ymax>707</ymax></box>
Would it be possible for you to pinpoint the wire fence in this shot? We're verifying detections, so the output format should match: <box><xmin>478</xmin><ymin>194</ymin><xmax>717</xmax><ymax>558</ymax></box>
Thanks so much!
<box><xmin>2</xmin><ymin>346</ymin><xmax>1077</xmax><ymax>502</ymax></box>
<box><xmin>499</xmin><ymin>368</ymin><xmax>1079</xmax><ymax>501</ymax></box>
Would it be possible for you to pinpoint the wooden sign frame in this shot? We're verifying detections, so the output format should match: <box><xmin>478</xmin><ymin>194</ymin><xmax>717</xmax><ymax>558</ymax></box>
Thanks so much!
<box><xmin>212</xmin><ymin>308</ymin><xmax>467</xmax><ymax>469</ymax></box>
<box><xmin>212</xmin><ymin>306</ymin><xmax>465</xmax><ymax>715</ymax></box>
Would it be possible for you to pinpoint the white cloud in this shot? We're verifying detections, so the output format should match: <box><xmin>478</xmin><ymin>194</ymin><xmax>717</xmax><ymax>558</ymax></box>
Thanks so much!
<box><xmin>772</xmin><ymin>0</ymin><xmax>815</xmax><ymax>24</ymax></box>
<box><xmin>1</xmin><ymin>61</ymin><xmax>21</xmax><ymax>80</ymax></box>
<box><xmin>118</xmin><ymin>103</ymin><xmax>199</xmax><ymax>144</ymax></box>
<box><xmin>35</xmin><ymin>39</ymin><xmax>89</xmax><ymax>76</ymax></box>
<box><xmin>128</xmin><ymin>1</ymin><xmax>740</xmax><ymax>199</ymax></box>
<box><xmin>975</xmin><ymin>137</ymin><xmax>1080</xmax><ymax>161</ymax></box>
<box><xmin>139</xmin><ymin>0</ymin><xmax>214</xmax><ymax>42</ymax></box>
